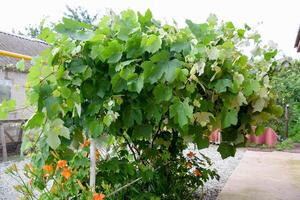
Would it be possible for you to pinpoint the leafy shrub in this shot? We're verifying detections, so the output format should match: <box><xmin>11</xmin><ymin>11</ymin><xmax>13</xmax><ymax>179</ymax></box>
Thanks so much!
<box><xmin>4</xmin><ymin>9</ymin><xmax>282</xmax><ymax>199</ymax></box>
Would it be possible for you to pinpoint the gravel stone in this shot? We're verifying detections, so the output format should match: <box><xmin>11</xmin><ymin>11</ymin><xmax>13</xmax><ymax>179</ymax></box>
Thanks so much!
<box><xmin>0</xmin><ymin>158</ymin><xmax>28</xmax><ymax>200</ymax></box>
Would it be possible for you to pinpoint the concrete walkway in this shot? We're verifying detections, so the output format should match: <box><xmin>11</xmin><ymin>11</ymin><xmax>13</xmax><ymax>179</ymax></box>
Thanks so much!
<box><xmin>217</xmin><ymin>151</ymin><xmax>300</xmax><ymax>200</ymax></box>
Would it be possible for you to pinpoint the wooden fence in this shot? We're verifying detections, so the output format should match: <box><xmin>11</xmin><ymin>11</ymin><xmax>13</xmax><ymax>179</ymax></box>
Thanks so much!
<box><xmin>0</xmin><ymin>119</ymin><xmax>26</xmax><ymax>161</ymax></box>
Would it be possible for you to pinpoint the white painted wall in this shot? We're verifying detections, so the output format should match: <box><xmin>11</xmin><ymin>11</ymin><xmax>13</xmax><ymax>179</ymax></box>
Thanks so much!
<box><xmin>0</xmin><ymin>70</ymin><xmax>33</xmax><ymax>120</ymax></box>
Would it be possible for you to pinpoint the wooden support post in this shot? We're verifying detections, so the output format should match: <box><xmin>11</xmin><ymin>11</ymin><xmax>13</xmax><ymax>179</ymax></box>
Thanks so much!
<box><xmin>90</xmin><ymin>139</ymin><xmax>96</xmax><ymax>192</ymax></box>
<box><xmin>285</xmin><ymin>104</ymin><xmax>289</xmax><ymax>139</ymax></box>
<box><xmin>0</xmin><ymin>123</ymin><xmax>7</xmax><ymax>162</ymax></box>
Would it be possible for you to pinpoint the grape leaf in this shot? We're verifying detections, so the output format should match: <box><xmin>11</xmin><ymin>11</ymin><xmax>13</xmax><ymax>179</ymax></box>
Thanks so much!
<box><xmin>153</xmin><ymin>84</ymin><xmax>172</xmax><ymax>102</ymax></box>
<box><xmin>170</xmin><ymin>99</ymin><xmax>193</xmax><ymax>127</ymax></box>
<box><xmin>160</xmin><ymin>59</ymin><xmax>182</xmax><ymax>82</ymax></box>
<box><xmin>217</xmin><ymin>143</ymin><xmax>236</xmax><ymax>159</ymax></box>
<box><xmin>214</xmin><ymin>79</ymin><xmax>232</xmax><ymax>93</ymax></box>
<box><xmin>222</xmin><ymin>109</ymin><xmax>238</xmax><ymax>128</ymax></box>
<box><xmin>141</xmin><ymin>34</ymin><xmax>162</xmax><ymax>53</ymax></box>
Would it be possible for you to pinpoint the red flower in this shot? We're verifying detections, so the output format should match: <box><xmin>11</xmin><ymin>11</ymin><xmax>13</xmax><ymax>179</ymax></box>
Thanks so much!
<box><xmin>94</xmin><ymin>193</ymin><xmax>105</xmax><ymax>200</ymax></box>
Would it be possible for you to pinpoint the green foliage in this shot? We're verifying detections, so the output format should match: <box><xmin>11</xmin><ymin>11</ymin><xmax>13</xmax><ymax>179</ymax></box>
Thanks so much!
<box><xmin>8</xmin><ymin>9</ymin><xmax>282</xmax><ymax>199</ymax></box>
<box><xmin>0</xmin><ymin>100</ymin><xmax>16</xmax><ymax>119</ymax></box>
<box><xmin>270</xmin><ymin>60</ymin><xmax>300</xmax><ymax>140</ymax></box>
<box><xmin>276</xmin><ymin>139</ymin><xmax>294</xmax><ymax>151</ymax></box>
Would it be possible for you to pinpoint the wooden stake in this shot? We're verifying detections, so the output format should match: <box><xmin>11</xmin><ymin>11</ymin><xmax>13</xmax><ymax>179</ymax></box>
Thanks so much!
<box><xmin>90</xmin><ymin>139</ymin><xmax>96</xmax><ymax>192</ymax></box>
<box><xmin>285</xmin><ymin>104</ymin><xmax>289</xmax><ymax>139</ymax></box>
<box><xmin>0</xmin><ymin>123</ymin><xmax>7</xmax><ymax>161</ymax></box>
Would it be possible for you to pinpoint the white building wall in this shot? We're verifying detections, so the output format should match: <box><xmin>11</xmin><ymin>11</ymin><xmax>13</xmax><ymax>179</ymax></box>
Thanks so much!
<box><xmin>0</xmin><ymin>70</ymin><xmax>33</xmax><ymax>120</ymax></box>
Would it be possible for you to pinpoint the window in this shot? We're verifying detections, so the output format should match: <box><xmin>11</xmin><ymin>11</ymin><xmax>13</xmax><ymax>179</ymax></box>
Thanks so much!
<box><xmin>0</xmin><ymin>79</ymin><xmax>12</xmax><ymax>102</ymax></box>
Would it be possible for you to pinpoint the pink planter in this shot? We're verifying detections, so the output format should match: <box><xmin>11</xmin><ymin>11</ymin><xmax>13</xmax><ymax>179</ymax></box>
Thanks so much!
<box><xmin>209</xmin><ymin>129</ymin><xmax>221</xmax><ymax>144</ymax></box>
<box><xmin>247</xmin><ymin>127</ymin><xmax>278</xmax><ymax>147</ymax></box>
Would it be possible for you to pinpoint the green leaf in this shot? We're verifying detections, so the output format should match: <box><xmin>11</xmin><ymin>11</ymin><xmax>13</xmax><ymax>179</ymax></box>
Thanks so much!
<box><xmin>170</xmin><ymin>98</ymin><xmax>193</xmax><ymax>127</ymax></box>
<box><xmin>214</xmin><ymin>79</ymin><xmax>232</xmax><ymax>93</ymax></box>
<box><xmin>127</xmin><ymin>76</ymin><xmax>144</xmax><ymax>93</ymax></box>
<box><xmin>141</xmin><ymin>34</ymin><xmax>162</xmax><ymax>53</ymax></box>
<box><xmin>122</xmin><ymin>107</ymin><xmax>142</xmax><ymax>128</ymax></box>
<box><xmin>125</xmin><ymin>34</ymin><xmax>143</xmax><ymax>58</ymax></box>
<box><xmin>47</xmin><ymin>132</ymin><xmax>61</xmax><ymax>150</ymax></box>
<box><xmin>144</xmin><ymin>103</ymin><xmax>162</xmax><ymax>123</ymax></box>
<box><xmin>25</xmin><ymin>112</ymin><xmax>45</xmax><ymax>129</ymax></box>
<box><xmin>138</xmin><ymin>9</ymin><xmax>153</xmax><ymax>28</ymax></box>
<box><xmin>45</xmin><ymin>97</ymin><xmax>61</xmax><ymax>119</ymax></box>
<box><xmin>103</xmin><ymin>115</ymin><xmax>114</xmax><ymax>127</ymax></box>
<box><xmin>160</xmin><ymin>59</ymin><xmax>182</xmax><ymax>82</ymax></box>
<box><xmin>93</xmin><ymin>40</ymin><xmax>124</xmax><ymax>63</ymax></box>
<box><xmin>207</xmin><ymin>14</ymin><xmax>218</xmax><ymax>26</ymax></box>
<box><xmin>0</xmin><ymin>100</ymin><xmax>16</xmax><ymax>120</ymax></box>
<box><xmin>193</xmin><ymin>112</ymin><xmax>214</xmax><ymax>127</ymax></box>
<box><xmin>116</xmin><ymin>59</ymin><xmax>140</xmax><ymax>72</ymax></box>
<box><xmin>142</xmin><ymin>61</ymin><xmax>164</xmax><ymax>84</ymax></box>
<box><xmin>222</xmin><ymin>109</ymin><xmax>238</xmax><ymax>128</ymax></box>
<box><xmin>55</xmin><ymin>17</ymin><xmax>92</xmax><ymax>34</ymax></box>
<box><xmin>252</xmin><ymin>98</ymin><xmax>266</xmax><ymax>112</ymax></box>
<box><xmin>243</xmin><ymin>80</ymin><xmax>260</xmax><ymax>96</ymax></box>
<box><xmin>69</xmin><ymin>58</ymin><xmax>87</xmax><ymax>74</ymax></box>
<box><xmin>116</xmin><ymin>9</ymin><xmax>140</xmax><ymax>41</ymax></box>
<box><xmin>132</xmin><ymin>124</ymin><xmax>152</xmax><ymax>140</ymax></box>
<box><xmin>153</xmin><ymin>84</ymin><xmax>172</xmax><ymax>102</ymax></box>
<box><xmin>264</xmin><ymin>50</ymin><xmax>277</xmax><ymax>61</ymax></box>
<box><xmin>171</xmin><ymin>39</ymin><xmax>191</xmax><ymax>53</ymax></box>
<box><xmin>16</xmin><ymin>59</ymin><xmax>25</xmax><ymax>71</ymax></box>
<box><xmin>237</xmin><ymin>29</ymin><xmax>245</xmax><ymax>38</ymax></box>
<box><xmin>45</xmin><ymin>119</ymin><xmax>70</xmax><ymax>149</ymax></box>
<box><xmin>51</xmin><ymin>119</ymin><xmax>70</xmax><ymax>139</ymax></box>
<box><xmin>255</xmin><ymin>125</ymin><xmax>265</xmax><ymax>136</ymax></box>
<box><xmin>111</xmin><ymin>74</ymin><xmax>127</xmax><ymax>93</ymax></box>
<box><xmin>86</xmin><ymin>118</ymin><xmax>104</xmax><ymax>138</ymax></box>
<box><xmin>194</xmin><ymin>132</ymin><xmax>209</xmax><ymax>149</ymax></box>
<box><xmin>217</xmin><ymin>143</ymin><xmax>236</xmax><ymax>159</ymax></box>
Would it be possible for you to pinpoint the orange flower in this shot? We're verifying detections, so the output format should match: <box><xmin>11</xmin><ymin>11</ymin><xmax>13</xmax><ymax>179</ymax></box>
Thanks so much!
<box><xmin>193</xmin><ymin>169</ymin><xmax>202</xmax><ymax>177</ymax></box>
<box><xmin>61</xmin><ymin>167</ymin><xmax>72</xmax><ymax>179</ymax></box>
<box><xmin>186</xmin><ymin>162</ymin><xmax>193</xmax><ymax>169</ymax></box>
<box><xmin>80</xmin><ymin>139</ymin><xmax>90</xmax><ymax>148</ymax></box>
<box><xmin>56</xmin><ymin>160</ymin><xmax>67</xmax><ymax>170</ymax></box>
<box><xmin>187</xmin><ymin>151</ymin><xmax>196</xmax><ymax>158</ymax></box>
<box><xmin>96</xmin><ymin>149</ymin><xmax>101</xmax><ymax>161</ymax></box>
<box><xmin>43</xmin><ymin>164</ymin><xmax>53</xmax><ymax>173</ymax></box>
<box><xmin>94</xmin><ymin>193</ymin><xmax>105</xmax><ymax>200</ymax></box>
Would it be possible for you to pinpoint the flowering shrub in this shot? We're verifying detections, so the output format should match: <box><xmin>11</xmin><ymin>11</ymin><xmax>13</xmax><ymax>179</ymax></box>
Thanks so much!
<box><xmin>5</xmin><ymin>9</ymin><xmax>282</xmax><ymax>199</ymax></box>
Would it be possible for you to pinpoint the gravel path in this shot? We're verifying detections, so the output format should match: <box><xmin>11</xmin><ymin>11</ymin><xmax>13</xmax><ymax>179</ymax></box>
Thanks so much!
<box><xmin>0</xmin><ymin>146</ymin><xmax>245</xmax><ymax>200</ymax></box>
<box><xmin>0</xmin><ymin>158</ymin><xmax>28</xmax><ymax>200</ymax></box>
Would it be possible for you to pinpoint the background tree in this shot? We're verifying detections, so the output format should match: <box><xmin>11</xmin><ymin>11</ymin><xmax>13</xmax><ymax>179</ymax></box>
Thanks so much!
<box><xmin>270</xmin><ymin>59</ymin><xmax>300</xmax><ymax>142</ymax></box>
<box><xmin>14</xmin><ymin>5</ymin><xmax>97</xmax><ymax>38</ymax></box>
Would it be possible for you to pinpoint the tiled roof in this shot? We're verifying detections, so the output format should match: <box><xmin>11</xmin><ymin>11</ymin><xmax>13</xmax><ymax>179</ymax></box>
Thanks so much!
<box><xmin>0</xmin><ymin>31</ymin><xmax>49</xmax><ymax>70</ymax></box>
<box><xmin>294</xmin><ymin>26</ymin><xmax>300</xmax><ymax>52</ymax></box>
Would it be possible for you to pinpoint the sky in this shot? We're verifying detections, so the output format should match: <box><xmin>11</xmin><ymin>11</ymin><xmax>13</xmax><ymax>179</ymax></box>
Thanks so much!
<box><xmin>0</xmin><ymin>0</ymin><xmax>300</xmax><ymax>58</ymax></box>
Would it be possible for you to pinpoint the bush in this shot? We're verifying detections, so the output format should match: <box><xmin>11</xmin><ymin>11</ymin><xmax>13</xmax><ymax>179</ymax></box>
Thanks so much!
<box><xmin>4</xmin><ymin>9</ymin><xmax>282</xmax><ymax>199</ymax></box>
